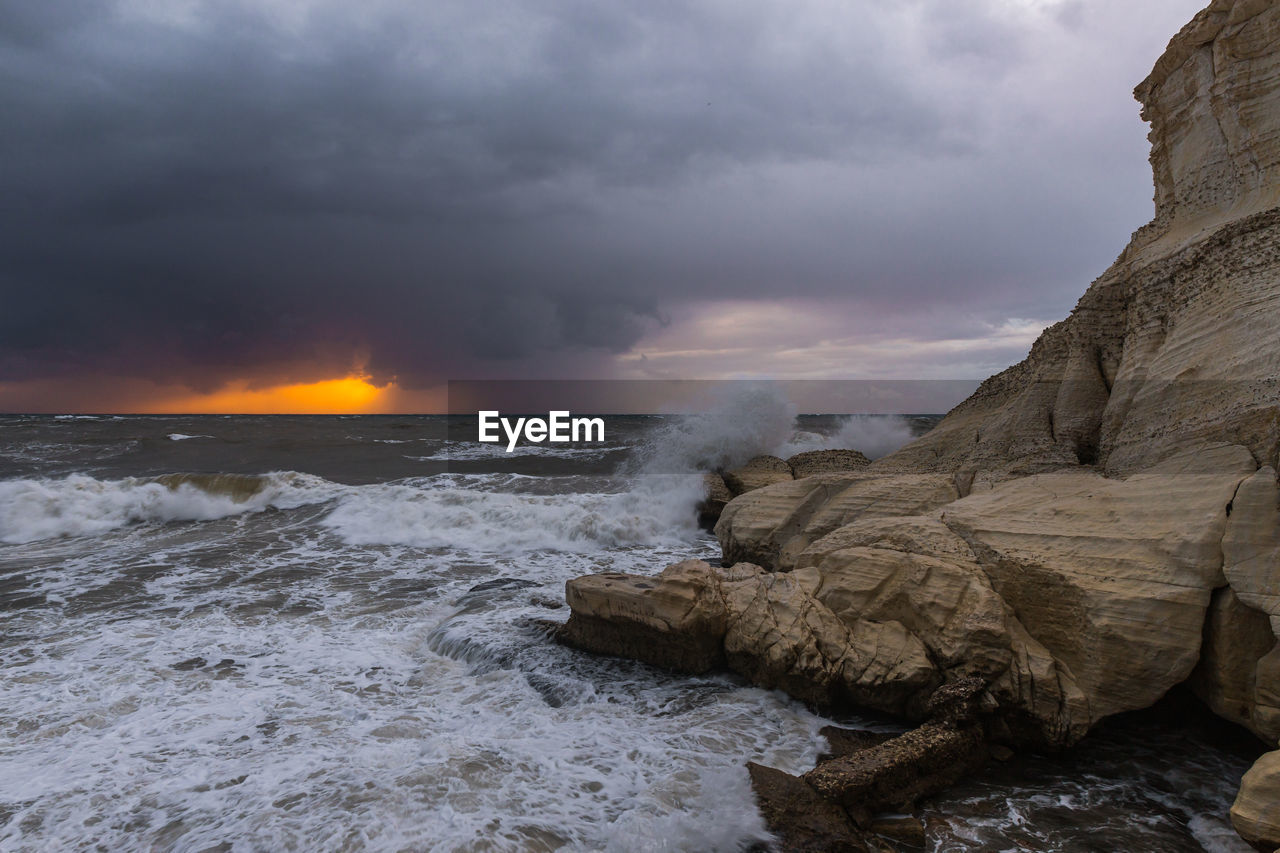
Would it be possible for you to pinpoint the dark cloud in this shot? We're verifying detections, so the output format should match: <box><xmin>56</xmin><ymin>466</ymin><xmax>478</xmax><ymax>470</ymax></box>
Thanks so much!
<box><xmin>0</xmin><ymin>0</ymin><xmax>1207</xmax><ymax>396</ymax></box>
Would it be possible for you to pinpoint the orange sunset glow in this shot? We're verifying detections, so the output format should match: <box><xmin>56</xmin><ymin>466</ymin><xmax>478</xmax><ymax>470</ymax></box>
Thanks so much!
<box><xmin>0</xmin><ymin>374</ymin><xmax>451</xmax><ymax>414</ymax></box>
<box><xmin>139</xmin><ymin>375</ymin><xmax>394</xmax><ymax>414</ymax></box>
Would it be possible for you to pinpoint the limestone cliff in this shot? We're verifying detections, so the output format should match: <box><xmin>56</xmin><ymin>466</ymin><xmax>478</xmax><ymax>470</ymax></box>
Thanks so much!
<box><xmin>877</xmin><ymin>0</ymin><xmax>1280</xmax><ymax>483</ymax></box>
<box><xmin>561</xmin><ymin>3</ymin><xmax>1280</xmax><ymax>848</ymax></box>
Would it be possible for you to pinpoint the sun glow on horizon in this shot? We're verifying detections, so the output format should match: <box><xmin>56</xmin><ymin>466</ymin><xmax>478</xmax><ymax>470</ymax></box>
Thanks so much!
<box><xmin>140</xmin><ymin>374</ymin><xmax>393</xmax><ymax>414</ymax></box>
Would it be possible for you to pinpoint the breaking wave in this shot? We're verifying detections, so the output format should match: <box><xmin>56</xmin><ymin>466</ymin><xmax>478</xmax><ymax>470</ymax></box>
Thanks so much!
<box><xmin>321</xmin><ymin>474</ymin><xmax>704</xmax><ymax>553</ymax></box>
<box><xmin>0</xmin><ymin>472</ymin><xmax>339</xmax><ymax>544</ymax></box>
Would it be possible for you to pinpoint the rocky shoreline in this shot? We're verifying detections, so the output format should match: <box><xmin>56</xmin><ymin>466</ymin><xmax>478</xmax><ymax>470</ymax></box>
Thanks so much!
<box><xmin>560</xmin><ymin>2</ymin><xmax>1280</xmax><ymax>850</ymax></box>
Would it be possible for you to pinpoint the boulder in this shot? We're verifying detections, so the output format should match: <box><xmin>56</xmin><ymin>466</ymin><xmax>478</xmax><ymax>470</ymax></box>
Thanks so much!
<box><xmin>697</xmin><ymin>472</ymin><xmax>734</xmax><ymax>530</ymax></box>
<box><xmin>787</xmin><ymin>449</ymin><xmax>872</xmax><ymax>478</ymax></box>
<box><xmin>1232</xmin><ymin>750</ymin><xmax>1280</xmax><ymax>851</ymax></box>
<box><xmin>939</xmin><ymin>445</ymin><xmax>1257</xmax><ymax>722</ymax></box>
<box><xmin>716</xmin><ymin>473</ymin><xmax>961</xmax><ymax>571</ymax></box>
<box><xmin>750</xmin><ymin>680</ymin><xmax>990</xmax><ymax>850</ymax></box>
<box><xmin>793</xmin><ymin>516</ymin><xmax>1089</xmax><ymax>744</ymax></box>
<box><xmin>570</xmin><ymin>444</ymin><xmax>1263</xmax><ymax>746</ymax></box>
<box><xmin>722</xmin><ymin>455</ymin><xmax>793</xmax><ymax>496</ymax></box>
<box><xmin>559</xmin><ymin>561</ymin><xmax>729</xmax><ymax>673</ymax></box>
<box><xmin>715</xmin><ymin>475</ymin><xmax>861</xmax><ymax>568</ymax></box>
<box><xmin>1224</xmin><ymin>467</ymin><xmax>1280</xmax><ymax>625</ymax></box>
<box><xmin>560</xmin><ymin>560</ymin><xmax>939</xmax><ymax>717</ymax></box>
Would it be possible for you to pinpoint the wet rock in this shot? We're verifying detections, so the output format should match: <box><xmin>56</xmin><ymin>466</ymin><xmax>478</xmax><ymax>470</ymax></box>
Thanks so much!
<box><xmin>787</xmin><ymin>449</ymin><xmax>871</xmax><ymax>479</ymax></box>
<box><xmin>868</xmin><ymin>814</ymin><xmax>926</xmax><ymax>847</ymax></box>
<box><xmin>746</xmin><ymin>762</ymin><xmax>868</xmax><ymax>853</ymax></box>
<box><xmin>803</xmin><ymin>680</ymin><xmax>990</xmax><ymax>822</ymax></box>
<box><xmin>804</xmin><ymin>722</ymin><xmax>986</xmax><ymax>823</ymax></box>
<box><xmin>818</xmin><ymin>726</ymin><xmax>897</xmax><ymax>762</ymax></box>
<box><xmin>697</xmin><ymin>472</ymin><xmax>734</xmax><ymax>530</ymax></box>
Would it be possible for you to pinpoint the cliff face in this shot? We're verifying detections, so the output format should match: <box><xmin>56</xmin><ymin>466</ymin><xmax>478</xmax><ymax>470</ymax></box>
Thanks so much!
<box><xmin>1136</xmin><ymin>0</ymin><xmax>1280</xmax><ymax>243</ymax></box>
<box><xmin>560</xmin><ymin>3</ymin><xmax>1280</xmax><ymax>847</ymax></box>
<box><xmin>878</xmin><ymin>0</ymin><xmax>1280</xmax><ymax>484</ymax></box>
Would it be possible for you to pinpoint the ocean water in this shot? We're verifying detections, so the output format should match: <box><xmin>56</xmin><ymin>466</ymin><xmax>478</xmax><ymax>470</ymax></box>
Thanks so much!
<box><xmin>0</xmin><ymin>409</ymin><xmax>1261</xmax><ymax>852</ymax></box>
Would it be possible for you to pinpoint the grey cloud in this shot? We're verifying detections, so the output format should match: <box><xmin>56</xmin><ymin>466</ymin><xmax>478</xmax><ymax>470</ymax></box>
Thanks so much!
<box><xmin>0</xmin><ymin>0</ymin><xmax>1207</xmax><ymax>392</ymax></box>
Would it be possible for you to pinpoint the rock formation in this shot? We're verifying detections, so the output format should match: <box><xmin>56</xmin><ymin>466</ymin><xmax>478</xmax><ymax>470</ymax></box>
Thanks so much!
<box><xmin>698</xmin><ymin>450</ymin><xmax>874</xmax><ymax>529</ymax></box>
<box><xmin>785</xmin><ymin>449</ymin><xmax>871</xmax><ymax>479</ymax></box>
<box><xmin>723</xmin><ymin>455</ymin><xmax>794</xmax><ymax>496</ymax></box>
<box><xmin>697</xmin><ymin>472</ymin><xmax>734</xmax><ymax>530</ymax></box>
<box><xmin>562</xmin><ymin>2</ymin><xmax>1280</xmax><ymax>848</ymax></box>
<box><xmin>1233</xmin><ymin>748</ymin><xmax>1280</xmax><ymax>850</ymax></box>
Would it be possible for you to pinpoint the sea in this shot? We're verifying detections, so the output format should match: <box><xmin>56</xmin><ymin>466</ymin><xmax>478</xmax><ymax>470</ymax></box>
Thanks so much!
<box><xmin>0</xmin><ymin>402</ymin><xmax>1262</xmax><ymax>852</ymax></box>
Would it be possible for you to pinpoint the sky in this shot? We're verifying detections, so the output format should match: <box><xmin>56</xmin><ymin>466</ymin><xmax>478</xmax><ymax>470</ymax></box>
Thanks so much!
<box><xmin>0</xmin><ymin>0</ymin><xmax>1208</xmax><ymax>413</ymax></box>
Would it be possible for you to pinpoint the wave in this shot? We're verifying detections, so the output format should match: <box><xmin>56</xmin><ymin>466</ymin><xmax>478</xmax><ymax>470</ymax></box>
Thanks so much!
<box><xmin>0</xmin><ymin>472</ymin><xmax>340</xmax><ymax>544</ymax></box>
<box><xmin>167</xmin><ymin>433</ymin><xmax>211</xmax><ymax>441</ymax></box>
<box><xmin>320</xmin><ymin>473</ymin><xmax>705</xmax><ymax>553</ymax></box>
<box><xmin>0</xmin><ymin>467</ymin><xmax>705</xmax><ymax>553</ymax></box>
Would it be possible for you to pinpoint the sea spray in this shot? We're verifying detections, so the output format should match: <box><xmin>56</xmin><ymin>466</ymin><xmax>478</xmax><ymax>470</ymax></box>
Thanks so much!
<box><xmin>778</xmin><ymin>414</ymin><xmax>917</xmax><ymax>460</ymax></box>
<box><xmin>624</xmin><ymin>384</ymin><xmax>798</xmax><ymax>475</ymax></box>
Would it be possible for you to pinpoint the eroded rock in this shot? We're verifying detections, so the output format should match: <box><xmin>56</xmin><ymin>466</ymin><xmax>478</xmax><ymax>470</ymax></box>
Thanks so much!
<box><xmin>723</xmin><ymin>455</ymin><xmax>793</xmax><ymax>496</ymax></box>
<box><xmin>787</xmin><ymin>449</ymin><xmax>872</xmax><ymax>479</ymax></box>
<box><xmin>1232</xmin><ymin>749</ymin><xmax>1280</xmax><ymax>851</ymax></box>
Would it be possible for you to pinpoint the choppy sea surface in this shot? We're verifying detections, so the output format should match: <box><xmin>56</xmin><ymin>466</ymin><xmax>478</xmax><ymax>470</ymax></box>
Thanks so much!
<box><xmin>0</xmin><ymin>405</ymin><xmax>1262</xmax><ymax>852</ymax></box>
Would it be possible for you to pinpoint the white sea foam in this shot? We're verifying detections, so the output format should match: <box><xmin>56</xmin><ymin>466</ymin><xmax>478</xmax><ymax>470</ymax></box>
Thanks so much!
<box><xmin>0</xmin><ymin>530</ymin><xmax>820</xmax><ymax>852</ymax></box>
<box><xmin>167</xmin><ymin>433</ymin><xmax>211</xmax><ymax>441</ymax></box>
<box><xmin>0</xmin><ymin>472</ymin><xmax>341</xmax><ymax>544</ymax></box>
<box><xmin>321</xmin><ymin>473</ymin><xmax>704</xmax><ymax>552</ymax></box>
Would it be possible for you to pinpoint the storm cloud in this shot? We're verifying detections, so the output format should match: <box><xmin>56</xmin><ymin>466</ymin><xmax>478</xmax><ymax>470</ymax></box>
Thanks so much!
<box><xmin>0</xmin><ymin>0</ymin><xmax>1207</xmax><ymax>401</ymax></box>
